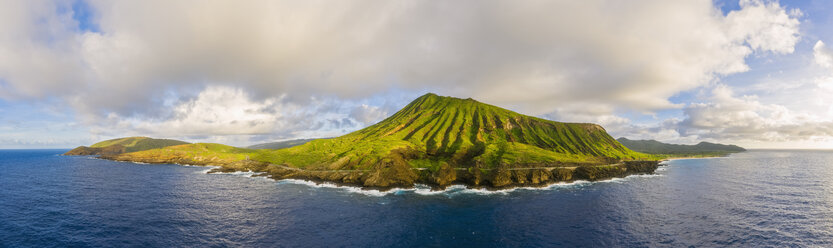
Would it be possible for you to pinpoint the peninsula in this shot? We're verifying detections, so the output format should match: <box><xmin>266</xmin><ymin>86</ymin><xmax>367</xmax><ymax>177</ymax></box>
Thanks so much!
<box><xmin>617</xmin><ymin>137</ymin><xmax>746</xmax><ymax>157</ymax></box>
<box><xmin>66</xmin><ymin>93</ymin><xmax>664</xmax><ymax>189</ymax></box>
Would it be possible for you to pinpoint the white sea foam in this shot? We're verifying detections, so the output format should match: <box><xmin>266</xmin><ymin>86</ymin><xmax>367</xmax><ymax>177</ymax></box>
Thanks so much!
<box><xmin>275</xmin><ymin>178</ymin><xmax>600</xmax><ymax>197</ymax></box>
<box><xmin>179</xmin><ymin>163</ymin><xmax>208</xmax><ymax>167</ymax></box>
<box><xmin>277</xmin><ymin>179</ymin><xmax>399</xmax><ymax>196</ymax></box>
<box><xmin>594</xmin><ymin>173</ymin><xmax>664</xmax><ymax>185</ymax></box>
<box><xmin>196</xmin><ymin>166</ymin><xmax>221</xmax><ymax>174</ymax></box>
<box><xmin>209</xmin><ymin>170</ymin><xmax>262</xmax><ymax>177</ymax></box>
<box><xmin>627</xmin><ymin>173</ymin><xmax>663</xmax><ymax>178</ymax></box>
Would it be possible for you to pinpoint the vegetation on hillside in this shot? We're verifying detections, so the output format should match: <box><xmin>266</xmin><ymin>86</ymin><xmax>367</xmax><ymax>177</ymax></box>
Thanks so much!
<box><xmin>107</xmin><ymin>143</ymin><xmax>256</xmax><ymax>164</ymax></box>
<box><xmin>64</xmin><ymin>137</ymin><xmax>190</xmax><ymax>155</ymax></box>
<box><xmin>90</xmin><ymin>137</ymin><xmax>190</xmax><ymax>153</ymax></box>
<box><xmin>616</xmin><ymin>137</ymin><xmax>745</xmax><ymax>157</ymax></box>
<box><xmin>247</xmin><ymin>139</ymin><xmax>318</xmax><ymax>150</ymax></box>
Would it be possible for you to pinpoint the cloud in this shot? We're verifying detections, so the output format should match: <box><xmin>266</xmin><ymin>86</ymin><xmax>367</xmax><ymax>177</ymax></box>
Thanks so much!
<box><xmin>0</xmin><ymin>0</ymin><xmax>803</xmax><ymax>144</ymax></box>
<box><xmin>350</xmin><ymin>104</ymin><xmax>389</xmax><ymax>126</ymax></box>
<box><xmin>674</xmin><ymin>84</ymin><xmax>833</xmax><ymax>142</ymax></box>
<box><xmin>612</xmin><ymin>81</ymin><xmax>833</xmax><ymax>148</ymax></box>
<box><xmin>86</xmin><ymin>86</ymin><xmax>377</xmax><ymax>145</ymax></box>
<box><xmin>814</xmin><ymin>40</ymin><xmax>833</xmax><ymax>68</ymax></box>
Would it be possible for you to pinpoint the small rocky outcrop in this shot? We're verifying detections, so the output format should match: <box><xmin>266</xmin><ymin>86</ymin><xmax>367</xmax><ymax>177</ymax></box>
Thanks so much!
<box><xmin>361</xmin><ymin>157</ymin><xmax>419</xmax><ymax>188</ymax></box>
<box><xmin>418</xmin><ymin>162</ymin><xmax>458</xmax><ymax>187</ymax></box>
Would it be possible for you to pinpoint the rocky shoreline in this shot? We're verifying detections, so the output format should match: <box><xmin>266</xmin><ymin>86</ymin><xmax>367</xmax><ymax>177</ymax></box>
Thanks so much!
<box><xmin>99</xmin><ymin>154</ymin><xmax>660</xmax><ymax>190</ymax></box>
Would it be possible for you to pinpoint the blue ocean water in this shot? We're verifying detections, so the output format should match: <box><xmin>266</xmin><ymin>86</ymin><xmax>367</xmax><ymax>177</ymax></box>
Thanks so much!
<box><xmin>1</xmin><ymin>150</ymin><xmax>832</xmax><ymax>247</ymax></box>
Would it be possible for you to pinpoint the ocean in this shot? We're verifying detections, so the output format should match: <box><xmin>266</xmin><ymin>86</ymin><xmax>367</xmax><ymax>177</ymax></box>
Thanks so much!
<box><xmin>1</xmin><ymin>149</ymin><xmax>832</xmax><ymax>247</ymax></box>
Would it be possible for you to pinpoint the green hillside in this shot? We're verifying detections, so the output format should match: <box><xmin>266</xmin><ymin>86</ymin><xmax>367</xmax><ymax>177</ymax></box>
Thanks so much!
<box><xmin>247</xmin><ymin>139</ymin><xmax>318</xmax><ymax>150</ymax></box>
<box><xmin>91</xmin><ymin>137</ymin><xmax>190</xmax><ymax>153</ymax></box>
<box><xmin>108</xmin><ymin>143</ymin><xmax>255</xmax><ymax>164</ymax></box>
<box><xmin>64</xmin><ymin>137</ymin><xmax>189</xmax><ymax>155</ymax></box>
<box><xmin>252</xmin><ymin>93</ymin><xmax>651</xmax><ymax>170</ymax></box>
<box><xmin>617</xmin><ymin>137</ymin><xmax>745</xmax><ymax>156</ymax></box>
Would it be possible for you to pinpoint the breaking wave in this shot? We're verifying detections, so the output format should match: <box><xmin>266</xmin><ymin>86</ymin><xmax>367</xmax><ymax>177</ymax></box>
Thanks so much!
<box><xmin>275</xmin><ymin>179</ymin><xmax>606</xmax><ymax>197</ymax></box>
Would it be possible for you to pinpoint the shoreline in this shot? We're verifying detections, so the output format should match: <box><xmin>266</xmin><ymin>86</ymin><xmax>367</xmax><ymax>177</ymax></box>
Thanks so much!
<box><xmin>203</xmin><ymin>170</ymin><xmax>663</xmax><ymax>196</ymax></box>
<box><xmin>659</xmin><ymin>152</ymin><xmax>740</xmax><ymax>162</ymax></box>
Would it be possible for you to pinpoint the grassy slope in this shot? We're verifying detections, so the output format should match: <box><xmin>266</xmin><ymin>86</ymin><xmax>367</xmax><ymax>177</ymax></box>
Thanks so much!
<box><xmin>251</xmin><ymin>93</ymin><xmax>652</xmax><ymax>170</ymax></box>
<box><xmin>114</xmin><ymin>143</ymin><xmax>256</xmax><ymax>163</ymax></box>
<box><xmin>247</xmin><ymin>139</ymin><xmax>317</xmax><ymax>149</ymax></box>
<box><xmin>90</xmin><ymin>137</ymin><xmax>190</xmax><ymax>153</ymax></box>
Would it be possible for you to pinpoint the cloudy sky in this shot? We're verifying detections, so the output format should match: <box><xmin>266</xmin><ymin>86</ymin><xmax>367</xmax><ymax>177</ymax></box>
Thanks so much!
<box><xmin>1</xmin><ymin>0</ymin><xmax>832</xmax><ymax>149</ymax></box>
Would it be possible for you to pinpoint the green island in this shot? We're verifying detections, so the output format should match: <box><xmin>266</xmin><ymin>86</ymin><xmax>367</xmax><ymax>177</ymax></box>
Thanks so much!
<box><xmin>64</xmin><ymin>93</ymin><xmax>743</xmax><ymax>190</ymax></box>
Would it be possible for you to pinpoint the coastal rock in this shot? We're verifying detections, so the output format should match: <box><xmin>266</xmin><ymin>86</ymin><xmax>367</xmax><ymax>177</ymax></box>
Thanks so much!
<box><xmin>574</xmin><ymin>165</ymin><xmax>626</xmax><ymax>181</ymax></box>
<box><xmin>361</xmin><ymin>157</ymin><xmax>418</xmax><ymax>188</ymax></box>
<box><xmin>434</xmin><ymin>163</ymin><xmax>457</xmax><ymax>186</ymax></box>
<box><xmin>624</xmin><ymin>160</ymin><xmax>659</xmax><ymax>173</ymax></box>
<box><xmin>490</xmin><ymin>165</ymin><xmax>513</xmax><ymax>187</ymax></box>
<box><xmin>553</xmin><ymin>168</ymin><xmax>574</xmax><ymax>181</ymax></box>
<box><xmin>512</xmin><ymin>169</ymin><xmax>530</xmax><ymax>184</ymax></box>
<box><xmin>463</xmin><ymin>167</ymin><xmax>486</xmax><ymax>186</ymax></box>
<box><xmin>528</xmin><ymin>169</ymin><xmax>552</xmax><ymax>184</ymax></box>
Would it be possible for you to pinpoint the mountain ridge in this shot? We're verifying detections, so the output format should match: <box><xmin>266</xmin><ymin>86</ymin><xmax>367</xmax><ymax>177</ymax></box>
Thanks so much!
<box><xmin>616</xmin><ymin>137</ymin><xmax>745</xmax><ymax>155</ymax></box>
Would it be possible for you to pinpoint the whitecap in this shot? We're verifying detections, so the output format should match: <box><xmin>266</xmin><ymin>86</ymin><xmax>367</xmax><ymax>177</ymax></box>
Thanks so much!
<box><xmin>179</xmin><ymin>163</ymin><xmax>207</xmax><ymax>167</ymax></box>
<box><xmin>594</xmin><ymin>173</ymin><xmax>663</xmax><ymax>184</ymax></box>
<box><xmin>196</xmin><ymin>166</ymin><xmax>221</xmax><ymax>174</ymax></box>
<box><xmin>275</xmin><ymin>178</ymin><xmax>599</xmax><ymax>196</ymax></box>
<box><xmin>627</xmin><ymin>173</ymin><xmax>663</xmax><ymax>178</ymax></box>
<box><xmin>277</xmin><ymin>179</ymin><xmax>398</xmax><ymax>197</ymax></box>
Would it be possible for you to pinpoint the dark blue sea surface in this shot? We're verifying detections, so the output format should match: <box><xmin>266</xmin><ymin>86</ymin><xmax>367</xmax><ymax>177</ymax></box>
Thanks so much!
<box><xmin>1</xmin><ymin>149</ymin><xmax>833</xmax><ymax>247</ymax></box>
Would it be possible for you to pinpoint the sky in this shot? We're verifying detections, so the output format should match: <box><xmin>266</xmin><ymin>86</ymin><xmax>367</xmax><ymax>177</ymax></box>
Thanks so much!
<box><xmin>1</xmin><ymin>0</ymin><xmax>832</xmax><ymax>149</ymax></box>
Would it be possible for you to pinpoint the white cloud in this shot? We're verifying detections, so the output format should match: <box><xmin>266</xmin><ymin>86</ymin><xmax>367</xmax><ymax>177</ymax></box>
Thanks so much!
<box><xmin>814</xmin><ymin>40</ymin><xmax>833</xmax><ymax>68</ymax></box>
<box><xmin>86</xmin><ymin>86</ymin><xmax>379</xmax><ymax>145</ymax></box>
<box><xmin>350</xmin><ymin>104</ymin><xmax>388</xmax><ymax>125</ymax></box>
<box><xmin>675</xmin><ymin>84</ymin><xmax>833</xmax><ymax>143</ymax></box>
<box><xmin>729</xmin><ymin>0</ymin><xmax>800</xmax><ymax>54</ymax></box>
<box><xmin>1</xmin><ymin>1</ymin><xmax>802</xmax><ymax>110</ymax></box>
<box><xmin>129</xmin><ymin>86</ymin><xmax>286</xmax><ymax>136</ymax></box>
<box><xmin>0</xmin><ymin>0</ymin><xmax>805</xmax><ymax>145</ymax></box>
